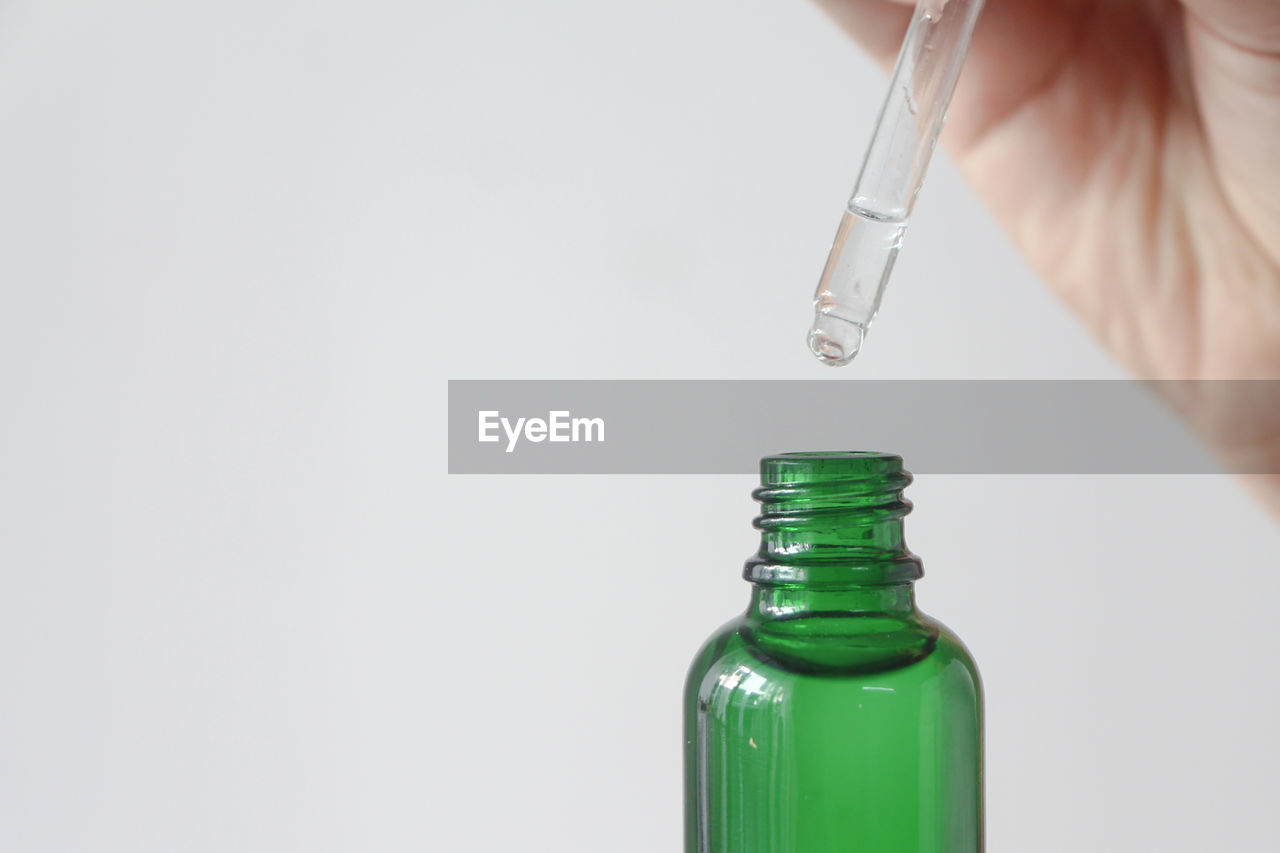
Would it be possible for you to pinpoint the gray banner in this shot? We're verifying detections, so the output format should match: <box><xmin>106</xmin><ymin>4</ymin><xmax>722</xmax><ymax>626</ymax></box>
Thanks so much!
<box><xmin>447</xmin><ymin>380</ymin><xmax>1280</xmax><ymax>474</ymax></box>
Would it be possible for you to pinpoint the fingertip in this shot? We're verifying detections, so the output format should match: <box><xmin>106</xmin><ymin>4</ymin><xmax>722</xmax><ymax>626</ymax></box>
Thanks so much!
<box><xmin>811</xmin><ymin>0</ymin><xmax>916</xmax><ymax>69</ymax></box>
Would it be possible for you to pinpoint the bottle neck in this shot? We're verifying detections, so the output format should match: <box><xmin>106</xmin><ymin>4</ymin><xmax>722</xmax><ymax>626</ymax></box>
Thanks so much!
<box><xmin>744</xmin><ymin>453</ymin><xmax>923</xmax><ymax>589</ymax></box>
<box><xmin>749</xmin><ymin>582</ymin><xmax>917</xmax><ymax>620</ymax></box>
<box><xmin>740</xmin><ymin>453</ymin><xmax>934</xmax><ymax>673</ymax></box>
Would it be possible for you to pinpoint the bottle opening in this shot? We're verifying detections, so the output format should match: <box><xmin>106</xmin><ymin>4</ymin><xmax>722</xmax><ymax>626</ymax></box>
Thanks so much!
<box><xmin>760</xmin><ymin>451</ymin><xmax>909</xmax><ymax>492</ymax></box>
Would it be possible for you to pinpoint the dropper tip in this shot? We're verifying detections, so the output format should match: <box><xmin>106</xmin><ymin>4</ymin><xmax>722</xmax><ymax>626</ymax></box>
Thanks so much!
<box><xmin>807</xmin><ymin>315</ymin><xmax>866</xmax><ymax>367</ymax></box>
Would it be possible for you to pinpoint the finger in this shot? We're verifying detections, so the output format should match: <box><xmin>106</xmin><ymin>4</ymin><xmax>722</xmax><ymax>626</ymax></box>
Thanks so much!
<box><xmin>1180</xmin><ymin>0</ymin><xmax>1280</xmax><ymax>52</ymax></box>
<box><xmin>810</xmin><ymin>0</ymin><xmax>915</xmax><ymax>68</ymax></box>
<box><xmin>811</xmin><ymin>0</ymin><xmax>1095</xmax><ymax>153</ymax></box>
<box><xmin>1183</xmin><ymin>1</ymin><xmax>1280</xmax><ymax>258</ymax></box>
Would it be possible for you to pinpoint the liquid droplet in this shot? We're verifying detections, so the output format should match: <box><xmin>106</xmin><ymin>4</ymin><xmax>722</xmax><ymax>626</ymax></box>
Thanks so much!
<box><xmin>807</xmin><ymin>316</ymin><xmax>866</xmax><ymax>367</ymax></box>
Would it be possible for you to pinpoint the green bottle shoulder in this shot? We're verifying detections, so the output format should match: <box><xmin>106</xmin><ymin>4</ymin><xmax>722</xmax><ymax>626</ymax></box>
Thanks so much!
<box><xmin>685</xmin><ymin>610</ymin><xmax>981</xmax><ymax>699</ymax></box>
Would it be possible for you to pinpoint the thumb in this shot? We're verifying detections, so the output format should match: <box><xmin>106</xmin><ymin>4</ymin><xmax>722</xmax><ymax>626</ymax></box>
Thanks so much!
<box><xmin>811</xmin><ymin>0</ymin><xmax>1093</xmax><ymax>154</ymax></box>
<box><xmin>810</xmin><ymin>0</ymin><xmax>915</xmax><ymax>68</ymax></box>
<box><xmin>1181</xmin><ymin>0</ymin><xmax>1280</xmax><ymax>51</ymax></box>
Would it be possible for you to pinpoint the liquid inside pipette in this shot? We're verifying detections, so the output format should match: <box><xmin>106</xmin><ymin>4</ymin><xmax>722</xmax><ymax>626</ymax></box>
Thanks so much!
<box><xmin>808</xmin><ymin>205</ymin><xmax>906</xmax><ymax>367</ymax></box>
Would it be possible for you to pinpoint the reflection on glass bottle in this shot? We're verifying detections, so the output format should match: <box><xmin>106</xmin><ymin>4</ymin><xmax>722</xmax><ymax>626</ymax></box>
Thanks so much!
<box><xmin>684</xmin><ymin>452</ymin><xmax>982</xmax><ymax>853</ymax></box>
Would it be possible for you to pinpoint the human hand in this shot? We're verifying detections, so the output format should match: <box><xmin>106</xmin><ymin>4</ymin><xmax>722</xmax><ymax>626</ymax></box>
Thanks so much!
<box><xmin>816</xmin><ymin>0</ymin><xmax>1280</xmax><ymax>515</ymax></box>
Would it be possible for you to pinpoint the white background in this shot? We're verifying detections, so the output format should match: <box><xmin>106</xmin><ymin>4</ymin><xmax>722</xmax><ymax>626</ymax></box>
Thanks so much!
<box><xmin>1</xmin><ymin>1</ymin><xmax>1277</xmax><ymax>850</ymax></box>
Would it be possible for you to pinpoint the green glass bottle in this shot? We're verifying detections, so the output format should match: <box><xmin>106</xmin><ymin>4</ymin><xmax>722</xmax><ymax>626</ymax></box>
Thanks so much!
<box><xmin>684</xmin><ymin>452</ymin><xmax>982</xmax><ymax>853</ymax></box>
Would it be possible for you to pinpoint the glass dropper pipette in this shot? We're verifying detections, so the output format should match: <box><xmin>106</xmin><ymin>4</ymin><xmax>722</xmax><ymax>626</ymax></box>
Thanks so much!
<box><xmin>808</xmin><ymin>0</ymin><xmax>985</xmax><ymax>366</ymax></box>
